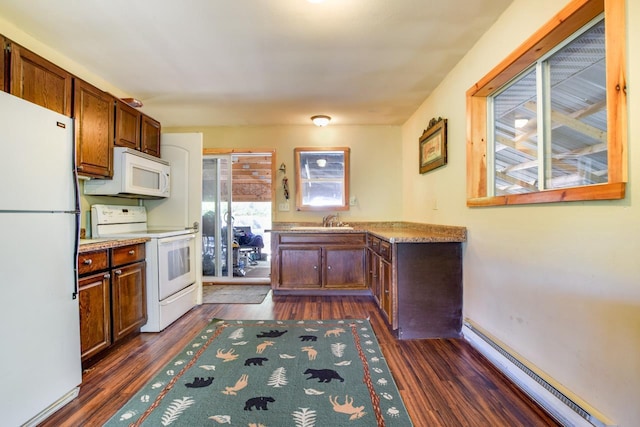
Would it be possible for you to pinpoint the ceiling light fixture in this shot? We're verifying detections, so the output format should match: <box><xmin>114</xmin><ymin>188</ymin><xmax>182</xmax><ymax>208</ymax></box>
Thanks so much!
<box><xmin>311</xmin><ymin>115</ymin><xmax>331</xmax><ymax>127</ymax></box>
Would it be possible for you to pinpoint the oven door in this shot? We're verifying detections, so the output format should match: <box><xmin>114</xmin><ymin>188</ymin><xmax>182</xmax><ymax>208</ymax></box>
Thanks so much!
<box><xmin>157</xmin><ymin>233</ymin><xmax>196</xmax><ymax>300</ymax></box>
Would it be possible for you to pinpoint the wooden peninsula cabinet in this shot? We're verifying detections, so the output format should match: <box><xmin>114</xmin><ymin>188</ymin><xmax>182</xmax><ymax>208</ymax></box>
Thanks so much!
<box><xmin>367</xmin><ymin>231</ymin><xmax>463</xmax><ymax>339</ymax></box>
<box><xmin>271</xmin><ymin>232</ymin><xmax>367</xmax><ymax>292</ymax></box>
<box><xmin>78</xmin><ymin>241</ymin><xmax>147</xmax><ymax>364</ymax></box>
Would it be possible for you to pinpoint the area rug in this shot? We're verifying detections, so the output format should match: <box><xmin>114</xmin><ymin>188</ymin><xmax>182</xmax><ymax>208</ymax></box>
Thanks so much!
<box><xmin>202</xmin><ymin>285</ymin><xmax>271</xmax><ymax>304</ymax></box>
<box><xmin>105</xmin><ymin>319</ymin><xmax>413</xmax><ymax>426</ymax></box>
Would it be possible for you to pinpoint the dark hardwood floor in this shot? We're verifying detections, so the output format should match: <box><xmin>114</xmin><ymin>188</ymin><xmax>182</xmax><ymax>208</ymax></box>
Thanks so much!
<box><xmin>40</xmin><ymin>294</ymin><xmax>560</xmax><ymax>426</ymax></box>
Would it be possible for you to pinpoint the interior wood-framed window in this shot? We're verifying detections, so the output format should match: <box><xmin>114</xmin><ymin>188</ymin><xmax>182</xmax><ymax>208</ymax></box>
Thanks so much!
<box><xmin>466</xmin><ymin>0</ymin><xmax>626</xmax><ymax>206</ymax></box>
<box><xmin>294</xmin><ymin>147</ymin><xmax>350</xmax><ymax>211</ymax></box>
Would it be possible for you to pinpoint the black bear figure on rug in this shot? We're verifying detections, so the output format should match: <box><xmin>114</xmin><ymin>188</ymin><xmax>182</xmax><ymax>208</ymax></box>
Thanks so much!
<box><xmin>299</xmin><ymin>335</ymin><xmax>318</xmax><ymax>342</ymax></box>
<box><xmin>185</xmin><ymin>377</ymin><xmax>214</xmax><ymax>388</ymax></box>
<box><xmin>256</xmin><ymin>329</ymin><xmax>288</xmax><ymax>338</ymax></box>
<box><xmin>304</xmin><ymin>368</ymin><xmax>344</xmax><ymax>383</ymax></box>
<box><xmin>244</xmin><ymin>357</ymin><xmax>269</xmax><ymax>366</ymax></box>
<box><xmin>244</xmin><ymin>396</ymin><xmax>275</xmax><ymax>411</ymax></box>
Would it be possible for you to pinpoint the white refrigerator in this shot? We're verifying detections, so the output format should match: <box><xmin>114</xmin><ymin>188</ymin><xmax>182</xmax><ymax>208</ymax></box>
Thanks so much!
<box><xmin>0</xmin><ymin>91</ymin><xmax>82</xmax><ymax>426</ymax></box>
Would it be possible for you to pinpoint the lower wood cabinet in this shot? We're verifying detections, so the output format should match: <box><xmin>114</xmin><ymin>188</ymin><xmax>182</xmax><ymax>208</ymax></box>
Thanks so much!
<box><xmin>78</xmin><ymin>243</ymin><xmax>146</xmax><ymax>363</ymax></box>
<box><xmin>367</xmin><ymin>233</ymin><xmax>463</xmax><ymax>339</ymax></box>
<box><xmin>78</xmin><ymin>271</ymin><xmax>111</xmax><ymax>361</ymax></box>
<box><xmin>272</xmin><ymin>232</ymin><xmax>366</xmax><ymax>292</ymax></box>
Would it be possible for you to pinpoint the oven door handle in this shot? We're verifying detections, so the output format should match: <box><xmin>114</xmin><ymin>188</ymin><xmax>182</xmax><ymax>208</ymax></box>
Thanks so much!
<box><xmin>158</xmin><ymin>233</ymin><xmax>197</xmax><ymax>245</ymax></box>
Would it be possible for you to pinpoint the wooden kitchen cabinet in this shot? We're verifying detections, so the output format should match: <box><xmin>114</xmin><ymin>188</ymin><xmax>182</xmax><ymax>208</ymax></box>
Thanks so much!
<box><xmin>141</xmin><ymin>113</ymin><xmax>161</xmax><ymax>158</ymax></box>
<box><xmin>367</xmin><ymin>233</ymin><xmax>463</xmax><ymax>339</ymax></box>
<box><xmin>78</xmin><ymin>242</ymin><xmax>146</xmax><ymax>364</ymax></box>
<box><xmin>367</xmin><ymin>235</ymin><xmax>393</xmax><ymax>325</ymax></box>
<box><xmin>272</xmin><ymin>232</ymin><xmax>366</xmax><ymax>292</ymax></box>
<box><xmin>110</xmin><ymin>244</ymin><xmax>146</xmax><ymax>342</ymax></box>
<box><xmin>8</xmin><ymin>42</ymin><xmax>73</xmax><ymax>116</ymax></box>
<box><xmin>78</xmin><ymin>250</ymin><xmax>111</xmax><ymax>361</ymax></box>
<box><xmin>115</xmin><ymin>98</ymin><xmax>141</xmax><ymax>150</ymax></box>
<box><xmin>74</xmin><ymin>78</ymin><xmax>115</xmax><ymax>178</ymax></box>
<box><xmin>1</xmin><ymin>36</ymin><xmax>7</xmax><ymax>92</ymax></box>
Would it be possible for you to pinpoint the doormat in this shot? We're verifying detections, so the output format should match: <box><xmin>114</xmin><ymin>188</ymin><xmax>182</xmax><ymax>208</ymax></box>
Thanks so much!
<box><xmin>105</xmin><ymin>319</ymin><xmax>413</xmax><ymax>426</ymax></box>
<box><xmin>202</xmin><ymin>285</ymin><xmax>271</xmax><ymax>304</ymax></box>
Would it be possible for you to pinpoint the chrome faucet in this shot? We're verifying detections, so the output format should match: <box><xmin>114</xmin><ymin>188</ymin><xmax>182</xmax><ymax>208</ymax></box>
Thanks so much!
<box><xmin>322</xmin><ymin>213</ymin><xmax>339</xmax><ymax>227</ymax></box>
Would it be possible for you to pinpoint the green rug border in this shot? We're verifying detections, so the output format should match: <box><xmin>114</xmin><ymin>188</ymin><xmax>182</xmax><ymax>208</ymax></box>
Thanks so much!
<box><xmin>105</xmin><ymin>318</ymin><xmax>413</xmax><ymax>426</ymax></box>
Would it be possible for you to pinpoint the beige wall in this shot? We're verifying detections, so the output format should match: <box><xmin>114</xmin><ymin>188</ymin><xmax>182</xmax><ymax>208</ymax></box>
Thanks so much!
<box><xmin>401</xmin><ymin>0</ymin><xmax>639</xmax><ymax>425</ymax></box>
<box><xmin>166</xmin><ymin>125</ymin><xmax>403</xmax><ymax>223</ymax></box>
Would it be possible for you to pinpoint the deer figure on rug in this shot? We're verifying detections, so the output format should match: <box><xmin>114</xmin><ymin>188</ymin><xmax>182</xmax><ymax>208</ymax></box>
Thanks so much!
<box><xmin>324</xmin><ymin>327</ymin><xmax>346</xmax><ymax>337</ymax></box>
<box><xmin>301</xmin><ymin>346</ymin><xmax>317</xmax><ymax>360</ymax></box>
<box><xmin>329</xmin><ymin>395</ymin><xmax>366</xmax><ymax>420</ymax></box>
<box><xmin>256</xmin><ymin>340</ymin><xmax>274</xmax><ymax>354</ymax></box>
<box><xmin>222</xmin><ymin>374</ymin><xmax>249</xmax><ymax>395</ymax></box>
<box><xmin>216</xmin><ymin>348</ymin><xmax>239</xmax><ymax>362</ymax></box>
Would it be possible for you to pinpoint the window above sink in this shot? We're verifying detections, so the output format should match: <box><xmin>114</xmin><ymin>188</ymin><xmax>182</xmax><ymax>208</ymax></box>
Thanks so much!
<box><xmin>294</xmin><ymin>147</ymin><xmax>350</xmax><ymax>211</ymax></box>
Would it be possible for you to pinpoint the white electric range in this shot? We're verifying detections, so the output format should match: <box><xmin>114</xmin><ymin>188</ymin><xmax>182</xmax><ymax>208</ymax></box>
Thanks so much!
<box><xmin>91</xmin><ymin>204</ymin><xmax>197</xmax><ymax>332</ymax></box>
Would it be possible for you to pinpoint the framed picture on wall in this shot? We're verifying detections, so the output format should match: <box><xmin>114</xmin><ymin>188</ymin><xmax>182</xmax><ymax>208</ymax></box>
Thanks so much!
<box><xmin>419</xmin><ymin>117</ymin><xmax>448</xmax><ymax>174</ymax></box>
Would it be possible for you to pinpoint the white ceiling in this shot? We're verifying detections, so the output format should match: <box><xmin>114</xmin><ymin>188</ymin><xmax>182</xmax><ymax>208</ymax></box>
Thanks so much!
<box><xmin>0</xmin><ymin>0</ymin><xmax>513</xmax><ymax>127</ymax></box>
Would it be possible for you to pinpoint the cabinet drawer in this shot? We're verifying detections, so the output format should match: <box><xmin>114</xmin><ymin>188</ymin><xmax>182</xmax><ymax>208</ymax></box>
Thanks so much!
<box><xmin>78</xmin><ymin>250</ymin><xmax>109</xmax><ymax>275</ymax></box>
<box><xmin>112</xmin><ymin>243</ymin><xmax>145</xmax><ymax>267</ymax></box>
<box><xmin>379</xmin><ymin>240</ymin><xmax>392</xmax><ymax>262</ymax></box>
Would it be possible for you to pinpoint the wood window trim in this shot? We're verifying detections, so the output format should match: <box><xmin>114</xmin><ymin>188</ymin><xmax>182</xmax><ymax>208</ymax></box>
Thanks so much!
<box><xmin>466</xmin><ymin>0</ymin><xmax>627</xmax><ymax>207</ymax></box>
<box><xmin>294</xmin><ymin>146</ymin><xmax>351</xmax><ymax>212</ymax></box>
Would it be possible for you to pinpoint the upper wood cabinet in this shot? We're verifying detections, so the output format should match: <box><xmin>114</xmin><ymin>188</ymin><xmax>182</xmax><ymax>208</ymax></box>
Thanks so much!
<box><xmin>115</xmin><ymin>99</ymin><xmax>141</xmax><ymax>150</ymax></box>
<box><xmin>74</xmin><ymin>78</ymin><xmax>114</xmax><ymax>178</ymax></box>
<box><xmin>1</xmin><ymin>36</ymin><xmax>7</xmax><ymax>92</ymax></box>
<box><xmin>9</xmin><ymin>43</ymin><xmax>72</xmax><ymax>117</ymax></box>
<box><xmin>141</xmin><ymin>114</ymin><xmax>161</xmax><ymax>158</ymax></box>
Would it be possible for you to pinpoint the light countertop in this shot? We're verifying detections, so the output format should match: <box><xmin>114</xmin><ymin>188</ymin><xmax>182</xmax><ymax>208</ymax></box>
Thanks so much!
<box><xmin>79</xmin><ymin>237</ymin><xmax>150</xmax><ymax>253</ymax></box>
<box><xmin>269</xmin><ymin>222</ymin><xmax>466</xmax><ymax>243</ymax></box>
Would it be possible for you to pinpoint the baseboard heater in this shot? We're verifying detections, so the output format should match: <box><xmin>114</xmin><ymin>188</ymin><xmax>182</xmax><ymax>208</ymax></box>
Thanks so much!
<box><xmin>462</xmin><ymin>321</ymin><xmax>615</xmax><ymax>427</ymax></box>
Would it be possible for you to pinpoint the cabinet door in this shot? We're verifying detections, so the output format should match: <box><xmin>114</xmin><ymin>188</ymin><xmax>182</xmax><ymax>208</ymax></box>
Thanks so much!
<box><xmin>141</xmin><ymin>114</ymin><xmax>161</xmax><ymax>157</ymax></box>
<box><xmin>367</xmin><ymin>249</ymin><xmax>381</xmax><ymax>304</ymax></box>
<box><xmin>379</xmin><ymin>259</ymin><xmax>393</xmax><ymax>326</ymax></box>
<box><xmin>74</xmin><ymin>79</ymin><xmax>114</xmax><ymax>178</ymax></box>
<box><xmin>1</xmin><ymin>37</ymin><xmax>6</xmax><ymax>92</ymax></box>
<box><xmin>9</xmin><ymin>43</ymin><xmax>72</xmax><ymax>116</ymax></box>
<box><xmin>111</xmin><ymin>261</ymin><xmax>147</xmax><ymax>342</ymax></box>
<box><xmin>324</xmin><ymin>246</ymin><xmax>366</xmax><ymax>288</ymax></box>
<box><xmin>115</xmin><ymin>99</ymin><xmax>141</xmax><ymax>150</ymax></box>
<box><xmin>278</xmin><ymin>247</ymin><xmax>322</xmax><ymax>288</ymax></box>
<box><xmin>78</xmin><ymin>272</ymin><xmax>111</xmax><ymax>361</ymax></box>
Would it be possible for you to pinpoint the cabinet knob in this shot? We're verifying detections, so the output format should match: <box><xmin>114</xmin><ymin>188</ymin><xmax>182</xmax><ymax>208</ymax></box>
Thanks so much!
<box><xmin>114</xmin><ymin>269</ymin><xmax>122</xmax><ymax>275</ymax></box>
<box><xmin>385</xmin><ymin>290</ymin><xmax>389</xmax><ymax>294</ymax></box>
<box><xmin>313</xmin><ymin>265</ymin><xmax>317</xmax><ymax>270</ymax></box>
<box><xmin>128</xmin><ymin>250</ymin><xmax>135</xmax><ymax>255</ymax></box>
<box><xmin>103</xmin><ymin>273</ymin><xmax>110</xmax><ymax>279</ymax></box>
<box><xmin>83</xmin><ymin>259</ymin><xmax>93</xmax><ymax>265</ymax></box>
<box><xmin>327</xmin><ymin>265</ymin><xmax>332</xmax><ymax>270</ymax></box>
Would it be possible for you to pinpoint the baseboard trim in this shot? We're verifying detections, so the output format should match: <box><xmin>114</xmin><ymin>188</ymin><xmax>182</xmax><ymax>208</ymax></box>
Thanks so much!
<box><xmin>462</xmin><ymin>321</ymin><xmax>615</xmax><ymax>427</ymax></box>
<box><xmin>22</xmin><ymin>386</ymin><xmax>80</xmax><ymax>427</ymax></box>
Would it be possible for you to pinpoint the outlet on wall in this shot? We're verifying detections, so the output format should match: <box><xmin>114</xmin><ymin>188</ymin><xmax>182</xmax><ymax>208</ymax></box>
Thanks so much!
<box><xmin>279</xmin><ymin>202</ymin><xmax>290</xmax><ymax>211</ymax></box>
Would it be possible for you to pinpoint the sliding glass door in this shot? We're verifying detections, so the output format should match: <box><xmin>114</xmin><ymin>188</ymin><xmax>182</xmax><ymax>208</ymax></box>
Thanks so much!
<box><xmin>202</xmin><ymin>153</ymin><xmax>273</xmax><ymax>281</ymax></box>
<box><xmin>202</xmin><ymin>155</ymin><xmax>233</xmax><ymax>278</ymax></box>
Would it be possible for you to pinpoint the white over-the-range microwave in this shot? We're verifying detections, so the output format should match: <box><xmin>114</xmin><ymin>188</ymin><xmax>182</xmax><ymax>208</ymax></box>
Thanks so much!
<box><xmin>84</xmin><ymin>147</ymin><xmax>171</xmax><ymax>199</ymax></box>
